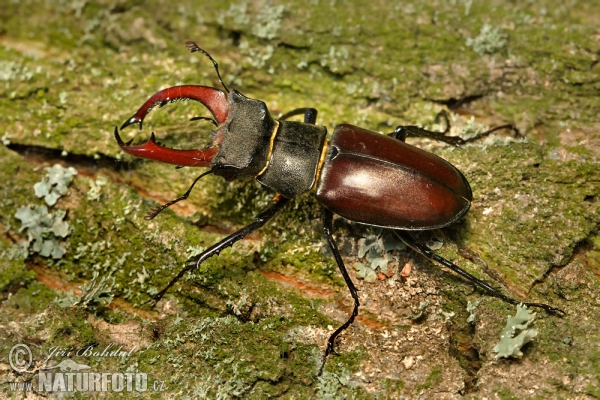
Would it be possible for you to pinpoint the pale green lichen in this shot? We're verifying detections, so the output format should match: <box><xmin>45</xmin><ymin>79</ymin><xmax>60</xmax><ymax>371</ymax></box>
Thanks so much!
<box><xmin>466</xmin><ymin>300</ymin><xmax>481</xmax><ymax>324</ymax></box>
<box><xmin>315</xmin><ymin>369</ymin><xmax>353</xmax><ymax>399</ymax></box>
<box><xmin>73</xmin><ymin>271</ymin><xmax>115</xmax><ymax>310</ymax></box>
<box><xmin>53</xmin><ymin>289</ymin><xmax>80</xmax><ymax>308</ymax></box>
<box><xmin>16</xmin><ymin>164</ymin><xmax>76</xmax><ymax>259</ymax></box>
<box><xmin>1</xmin><ymin>0</ymin><xmax>598</xmax><ymax>397</ymax></box>
<box><xmin>320</xmin><ymin>45</ymin><xmax>351</xmax><ymax>75</ymax></box>
<box><xmin>0</xmin><ymin>60</ymin><xmax>38</xmax><ymax>81</ymax></box>
<box><xmin>1</xmin><ymin>132</ymin><xmax>10</xmax><ymax>145</ymax></box>
<box><xmin>493</xmin><ymin>304</ymin><xmax>538</xmax><ymax>359</ymax></box>
<box><xmin>15</xmin><ymin>205</ymin><xmax>70</xmax><ymax>259</ymax></box>
<box><xmin>226</xmin><ymin>293</ymin><xmax>251</xmax><ymax>318</ymax></box>
<box><xmin>216</xmin><ymin>2</ymin><xmax>250</xmax><ymax>27</ymax></box>
<box><xmin>466</xmin><ymin>24</ymin><xmax>508</xmax><ymax>56</ymax></box>
<box><xmin>53</xmin><ymin>272</ymin><xmax>115</xmax><ymax>309</ymax></box>
<box><xmin>86</xmin><ymin>176</ymin><xmax>108</xmax><ymax>201</ymax></box>
<box><xmin>354</xmin><ymin>229</ymin><xmax>405</xmax><ymax>282</ymax></box>
<box><xmin>33</xmin><ymin>164</ymin><xmax>78</xmax><ymax>206</ymax></box>
<box><xmin>216</xmin><ymin>1</ymin><xmax>284</xmax><ymax>41</ymax></box>
<box><xmin>252</xmin><ymin>2</ymin><xmax>285</xmax><ymax>40</ymax></box>
<box><xmin>408</xmin><ymin>300</ymin><xmax>430</xmax><ymax>321</ymax></box>
<box><xmin>454</xmin><ymin>116</ymin><xmax>488</xmax><ymax>140</ymax></box>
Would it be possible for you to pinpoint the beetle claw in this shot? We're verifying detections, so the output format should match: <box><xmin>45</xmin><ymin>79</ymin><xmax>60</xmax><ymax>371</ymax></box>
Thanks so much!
<box><xmin>114</xmin><ymin>126</ymin><xmax>127</xmax><ymax>146</ymax></box>
<box><xmin>119</xmin><ymin>85</ymin><xmax>230</xmax><ymax>134</ymax></box>
<box><xmin>120</xmin><ymin>116</ymin><xmax>142</xmax><ymax>131</ymax></box>
<box><xmin>113</xmin><ymin>126</ymin><xmax>218</xmax><ymax>167</ymax></box>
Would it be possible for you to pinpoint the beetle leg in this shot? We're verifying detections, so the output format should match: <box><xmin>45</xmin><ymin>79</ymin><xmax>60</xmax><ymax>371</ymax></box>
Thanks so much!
<box><xmin>278</xmin><ymin>108</ymin><xmax>318</xmax><ymax>124</ymax></box>
<box><xmin>389</xmin><ymin>123</ymin><xmax>466</xmax><ymax>146</ymax></box>
<box><xmin>144</xmin><ymin>169</ymin><xmax>214</xmax><ymax>221</ymax></box>
<box><xmin>151</xmin><ymin>197</ymin><xmax>290</xmax><ymax>303</ymax></box>
<box><xmin>320</xmin><ymin>210</ymin><xmax>360</xmax><ymax>374</ymax></box>
<box><xmin>389</xmin><ymin>110</ymin><xmax>523</xmax><ymax>146</ymax></box>
<box><xmin>394</xmin><ymin>231</ymin><xmax>566</xmax><ymax>316</ymax></box>
<box><xmin>388</xmin><ymin>110</ymin><xmax>449</xmax><ymax>143</ymax></box>
<box><xmin>462</xmin><ymin>124</ymin><xmax>523</xmax><ymax>143</ymax></box>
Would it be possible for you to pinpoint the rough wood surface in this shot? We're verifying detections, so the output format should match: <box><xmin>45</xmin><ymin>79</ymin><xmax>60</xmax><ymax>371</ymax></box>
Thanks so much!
<box><xmin>1</xmin><ymin>1</ymin><xmax>599</xmax><ymax>398</ymax></box>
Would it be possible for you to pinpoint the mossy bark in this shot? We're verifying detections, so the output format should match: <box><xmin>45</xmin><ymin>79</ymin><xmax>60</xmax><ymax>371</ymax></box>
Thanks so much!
<box><xmin>1</xmin><ymin>0</ymin><xmax>599</xmax><ymax>398</ymax></box>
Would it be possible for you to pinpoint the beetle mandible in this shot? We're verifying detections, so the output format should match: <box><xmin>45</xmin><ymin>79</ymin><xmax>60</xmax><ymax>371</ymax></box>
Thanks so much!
<box><xmin>115</xmin><ymin>41</ymin><xmax>564</xmax><ymax>370</ymax></box>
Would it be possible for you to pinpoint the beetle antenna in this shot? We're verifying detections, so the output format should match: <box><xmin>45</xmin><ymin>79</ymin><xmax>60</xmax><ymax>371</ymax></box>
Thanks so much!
<box><xmin>189</xmin><ymin>115</ymin><xmax>218</xmax><ymax>126</ymax></box>
<box><xmin>185</xmin><ymin>41</ymin><xmax>230</xmax><ymax>94</ymax></box>
<box><xmin>145</xmin><ymin>169</ymin><xmax>214</xmax><ymax>220</ymax></box>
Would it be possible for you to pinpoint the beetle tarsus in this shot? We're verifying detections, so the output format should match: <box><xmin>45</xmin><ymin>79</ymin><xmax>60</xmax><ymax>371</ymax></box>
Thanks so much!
<box><xmin>521</xmin><ymin>302</ymin><xmax>566</xmax><ymax>317</ymax></box>
<box><xmin>389</xmin><ymin>110</ymin><xmax>522</xmax><ymax>146</ymax></box>
<box><xmin>394</xmin><ymin>231</ymin><xmax>565</xmax><ymax>316</ymax></box>
<box><xmin>144</xmin><ymin>169</ymin><xmax>214</xmax><ymax>220</ymax></box>
<box><xmin>434</xmin><ymin>109</ymin><xmax>451</xmax><ymax>134</ymax></box>
<box><xmin>466</xmin><ymin>124</ymin><xmax>522</xmax><ymax>143</ymax></box>
<box><xmin>150</xmin><ymin>197</ymin><xmax>290</xmax><ymax>304</ymax></box>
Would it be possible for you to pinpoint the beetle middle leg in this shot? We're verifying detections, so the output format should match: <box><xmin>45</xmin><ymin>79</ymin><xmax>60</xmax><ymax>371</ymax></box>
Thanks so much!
<box><xmin>320</xmin><ymin>210</ymin><xmax>360</xmax><ymax>374</ymax></box>
<box><xmin>151</xmin><ymin>196</ymin><xmax>290</xmax><ymax>303</ymax></box>
<box><xmin>394</xmin><ymin>231</ymin><xmax>565</xmax><ymax>316</ymax></box>
<box><xmin>388</xmin><ymin>110</ymin><xmax>522</xmax><ymax>146</ymax></box>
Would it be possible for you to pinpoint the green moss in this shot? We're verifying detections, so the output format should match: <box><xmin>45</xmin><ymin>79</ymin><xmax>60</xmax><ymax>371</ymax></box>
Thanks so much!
<box><xmin>51</xmin><ymin>308</ymin><xmax>98</xmax><ymax>348</ymax></box>
<box><xmin>416</xmin><ymin>364</ymin><xmax>443</xmax><ymax>391</ymax></box>
<box><xmin>1</xmin><ymin>0</ymin><xmax>600</xmax><ymax>397</ymax></box>
<box><xmin>495</xmin><ymin>388</ymin><xmax>520</xmax><ymax>400</ymax></box>
<box><xmin>382</xmin><ymin>377</ymin><xmax>405</xmax><ymax>394</ymax></box>
<box><xmin>4</xmin><ymin>281</ymin><xmax>56</xmax><ymax>314</ymax></box>
<box><xmin>0</xmin><ymin>243</ymin><xmax>35</xmax><ymax>293</ymax></box>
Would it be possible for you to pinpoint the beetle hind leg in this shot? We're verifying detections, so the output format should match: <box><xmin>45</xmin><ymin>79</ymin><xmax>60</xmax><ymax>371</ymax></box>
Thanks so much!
<box><xmin>319</xmin><ymin>210</ymin><xmax>360</xmax><ymax>375</ymax></box>
<box><xmin>388</xmin><ymin>110</ymin><xmax>522</xmax><ymax>146</ymax></box>
<box><xmin>394</xmin><ymin>231</ymin><xmax>565</xmax><ymax>316</ymax></box>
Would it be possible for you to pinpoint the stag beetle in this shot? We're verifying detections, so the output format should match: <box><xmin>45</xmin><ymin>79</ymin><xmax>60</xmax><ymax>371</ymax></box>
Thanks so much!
<box><xmin>115</xmin><ymin>41</ymin><xmax>564</xmax><ymax>371</ymax></box>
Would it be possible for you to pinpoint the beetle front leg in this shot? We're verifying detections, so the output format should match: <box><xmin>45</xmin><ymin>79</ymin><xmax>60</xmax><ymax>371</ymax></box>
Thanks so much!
<box><xmin>393</xmin><ymin>231</ymin><xmax>565</xmax><ymax>316</ymax></box>
<box><xmin>320</xmin><ymin>210</ymin><xmax>360</xmax><ymax>374</ymax></box>
<box><xmin>151</xmin><ymin>197</ymin><xmax>290</xmax><ymax>303</ymax></box>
